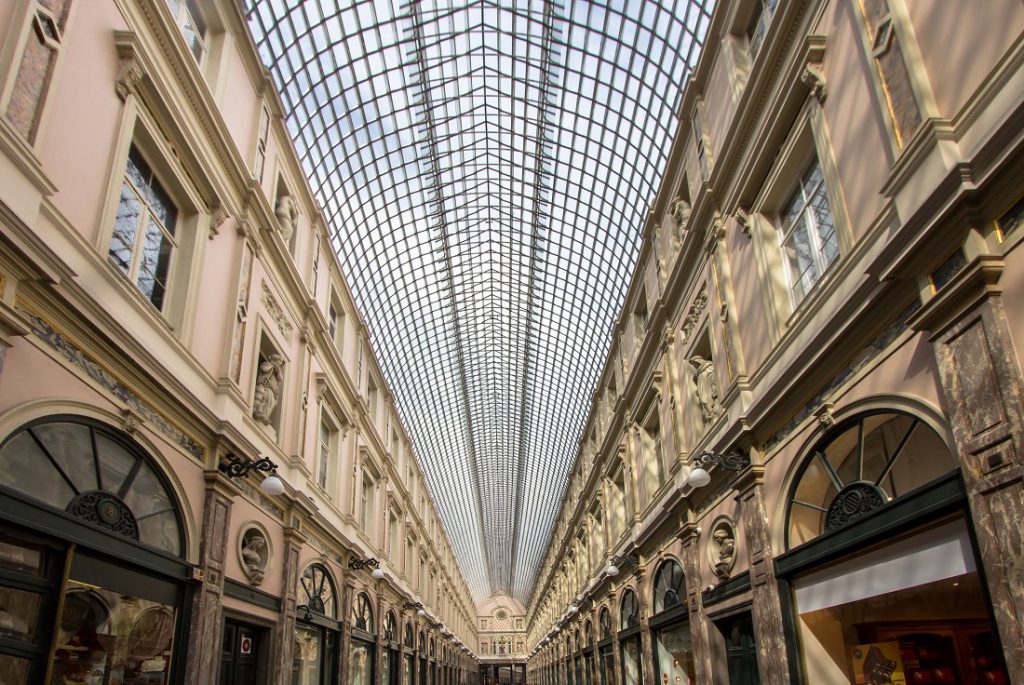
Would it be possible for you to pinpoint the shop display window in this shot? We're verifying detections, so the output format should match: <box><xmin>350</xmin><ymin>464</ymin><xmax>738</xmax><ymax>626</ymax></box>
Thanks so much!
<box><xmin>349</xmin><ymin>639</ymin><xmax>375</xmax><ymax>685</ymax></box>
<box><xmin>795</xmin><ymin>521</ymin><xmax>1007</xmax><ymax>685</ymax></box>
<box><xmin>49</xmin><ymin>582</ymin><xmax>177</xmax><ymax>684</ymax></box>
<box><xmin>620</xmin><ymin>637</ymin><xmax>642</xmax><ymax>685</ymax></box>
<box><xmin>654</xmin><ymin>624</ymin><xmax>696</xmax><ymax>685</ymax></box>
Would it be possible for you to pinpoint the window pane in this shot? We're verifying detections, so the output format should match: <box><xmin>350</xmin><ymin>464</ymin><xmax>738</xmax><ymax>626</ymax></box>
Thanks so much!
<box><xmin>137</xmin><ymin>218</ymin><xmax>174</xmax><ymax>309</ymax></box>
<box><xmin>808</xmin><ymin>180</ymin><xmax>837</xmax><ymax>268</ymax></box>
<box><xmin>32</xmin><ymin>422</ymin><xmax>97</xmax><ymax>492</ymax></box>
<box><xmin>0</xmin><ymin>654</ymin><xmax>30</xmax><ymax>684</ymax></box>
<box><xmin>0</xmin><ymin>586</ymin><xmax>42</xmax><ymax>642</ymax></box>
<box><xmin>782</xmin><ymin>215</ymin><xmax>817</xmax><ymax>300</ymax></box>
<box><xmin>109</xmin><ymin>184</ymin><xmax>142</xmax><ymax>274</ymax></box>
<box><xmin>0</xmin><ymin>431</ymin><xmax>72</xmax><ymax>508</ymax></box>
<box><xmin>94</xmin><ymin>433</ymin><xmax>138</xmax><ymax>495</ymax></box>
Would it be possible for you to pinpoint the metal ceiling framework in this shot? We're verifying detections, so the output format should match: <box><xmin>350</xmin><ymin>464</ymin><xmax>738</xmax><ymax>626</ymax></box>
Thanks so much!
<box><xmin>245</xmin><ymin>0</ymin><xmax>713</xmax><ymax>603</ymax></box>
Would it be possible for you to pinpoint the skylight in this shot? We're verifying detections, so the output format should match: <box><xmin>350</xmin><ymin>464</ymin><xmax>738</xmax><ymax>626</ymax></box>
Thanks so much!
<box><xmin>245</xmin><ymin>0</ymin><xmax>713</xmax><ymax>603</ymax></box>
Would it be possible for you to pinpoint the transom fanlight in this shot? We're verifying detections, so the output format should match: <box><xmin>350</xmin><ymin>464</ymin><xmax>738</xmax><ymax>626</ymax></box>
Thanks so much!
<box><xmin>653</xmin><ymin>559</ymin><xmax>684</xmax><ymax>613</ymax></box>
<box><xmin>300</xmin><ymin>564</ymin><xmax>337</xmax><ymax>618</ymax></box>
<box><xmin>619</xmin><ymin>589</ymin><xmax>639</xmax><ymax>630</ymax></box>
<box><xmin>0</xmin><ymin>418</ymin><xmax>183</xmax><ymax>556</ymax></box>
<box><xmin>785</xmin><ymin>411</ymin><xmax>956</xmax><ymax>549</ymax></box>
<box><xmin>244</xmin><ymin>0</ymin><xmax>715</xmax><ymax>603</ymax></box>
<box><xmin>353</xmin><ymin>591</ymin><xmax>375</xmax><ymax>632</ymax></box>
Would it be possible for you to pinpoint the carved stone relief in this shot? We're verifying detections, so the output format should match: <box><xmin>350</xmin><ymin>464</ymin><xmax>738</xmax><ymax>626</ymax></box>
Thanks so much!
<box><xmin>261</xmin><ymin>283</ymin><xmax>294</xmax><ymax>338</ymax></box>
<box><xmin>707</xmin><ymin>518</ymin><xmax>736</xmax><ymax>581</ymax></box>
<box><xmin>239</xmin><ymin>524</ymin><xmax>271</xmax><ymax>586</ymax></box>
<box><xmin>689</xmin><ymin>355</ymin><xmax>723</xmax><ymax>423</ymax></box>
<box><xmin>275</xmin><ymin>193</ymin><xmax>299</xmax><ymax>244</ymax></box>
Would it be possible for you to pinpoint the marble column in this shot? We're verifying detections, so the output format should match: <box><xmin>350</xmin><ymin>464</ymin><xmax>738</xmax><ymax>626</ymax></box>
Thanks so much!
<box><xmin>376</xmin><ymin>593</ymin><xmax>388</xmax><ymax>685</ymax></box>
<box><xmin>913</xmin><ymin>256</ymin><xmax>1024</xmax><ymax>681</ymax></box>
<box><xmin>678</xmin><ymin>523</ymin><xmax>712</xmax><ymax>684</ymax></box>
<box><xmin>272</xmin><ymin>524</ymin><xmax>307</xmax><ymax>684</ymax></box>
<box><xmin>340</xmin><ymin>577</ymin><xmax>357</xmax><ymax>685</ymax></box>
<box><xmin>184</xmin><ymin>470</ymin><xmax>240</xmax><ymax>681</ymax></box>
<box><xmin>735</xmin><ymin>465</ymin><xmax>789</xmax><ymax>685</ymax></box>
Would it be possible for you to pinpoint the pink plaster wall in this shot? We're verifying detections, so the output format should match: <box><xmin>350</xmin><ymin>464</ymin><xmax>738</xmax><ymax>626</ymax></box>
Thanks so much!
<box><xmin>37</xmin><ymin>2</ymin><xmax>127</xmax><ymax>245</ymax></box>
<box><xmin>818</xmin><ymin>0</ymin><xmax>892</xmax><ymax>241</ymax></box>
<box><xmin>906</xmin><ymin>0</ymin><xmax>1024</xmax><ymax>119</ymax></box>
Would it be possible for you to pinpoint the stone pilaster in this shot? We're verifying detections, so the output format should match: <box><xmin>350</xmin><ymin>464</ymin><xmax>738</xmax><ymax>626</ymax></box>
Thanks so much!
<box><xmin>735</xmin><ymin>465</ymin><xmax>789</xmax><ymax>685</ymax></box>
<box><xmin>678</xmin><ymin>523</ymin><xmax>712</xmax><ymax>685</ymax></box>
<box><xmin>340</xmin><ymin>577</ymin><xmax>357</xmax><ymax>685</ymax></box>
<box><xmin>377</xmin><ymin>592</ymin><xmax>387</xmax><ymax>685</ymax></box>
<box><xmin>272</xmin><ymin>524</ymin><xmax>307</xmax><ymax>684</ymax></box>
<box><xmin>634</xmin><ymin>568</ymin><xmax>655</xmax><ymax>685</ymax></box>
<box><xmin>183</xmin><ymin>470</ymin><xmax>240</xmax><ymax>682</ymax></box>
<box><xmin>607</xmin><ymin>590</ymin><xmax>621</xmax><ymax>685</ymax></box>
<box><xmin>912</xmin><ymin>257</ymin><xmax>1024</xmax><ymax>681</ymax></box>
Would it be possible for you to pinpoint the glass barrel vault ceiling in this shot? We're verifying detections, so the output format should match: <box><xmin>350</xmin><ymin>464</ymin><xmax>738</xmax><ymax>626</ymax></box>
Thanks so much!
<box><xmin>245</xmin><ymin>0</ymin><xmax>713</xmax><ymax>603</ymax></box>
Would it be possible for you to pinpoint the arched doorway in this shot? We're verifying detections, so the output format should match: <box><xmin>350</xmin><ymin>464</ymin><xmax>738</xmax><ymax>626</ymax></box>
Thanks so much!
<box><xmin>293</xmin><ymin>563</ymin><xmax>340</xmax><ymax>684</ymax></box>
<box><xmin>0</xmin><ymin>415</ymin><xmax>188</xmax><ymax>684</ymax></box>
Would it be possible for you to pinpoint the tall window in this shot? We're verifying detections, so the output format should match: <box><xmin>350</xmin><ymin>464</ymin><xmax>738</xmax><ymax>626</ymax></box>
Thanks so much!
<box><xmin>109</xmin><ymin>145</ymin><xmax>178</xmax><ymax>311</ymax></box>
<box><xmin>318</xmin><ymin>417</ymin><xmax>338</xmax><ymax>491</ymax></box>
<box><xmin>328</xmin><ymin>294</ymin><xmax>345</xmax><ymax>352</ymax></box>
<box><xmin>747</xmin><ymin>0</ymin><xmax>778</xmax><ymax>59</ymax></box>
<box><xmin>361</xmin><ymin>471</ymin><xmax>375</xmax><ymax>536</ymax></box>
<box><xmin>164</xmin><ymin>0</ymin><xmax>207</xmax><ymax>63</ymax></box>
<box><xmin>779</xmin><ymin>159</ymin><xmax>838</xmax><ymax>304</ymax></box>
<box><xmin>253</xmin><ymin>105</ymin><xmax>270</xmax><ymax>181</ymax></box>
<box><xmin>388</xmin><ymin>511</ymin><xmax>400</xmax><ymax>561</ymax></box>
<box><xmin>6</xmin><ymin>0</ymin><xmax>73</xmax><ymax>143</ymax></box>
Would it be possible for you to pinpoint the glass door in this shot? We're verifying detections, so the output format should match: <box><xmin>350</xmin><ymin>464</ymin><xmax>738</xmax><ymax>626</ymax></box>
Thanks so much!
<box><xmin>0</xmin><ymin>531</ymin><xmax>63</xmax><ymax>684</ymax></box>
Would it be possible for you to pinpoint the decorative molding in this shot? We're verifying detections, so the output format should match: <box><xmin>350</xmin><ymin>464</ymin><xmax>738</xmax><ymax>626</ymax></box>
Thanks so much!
<box><xmin>209</xmin><ymin>205</ymin><xmax>230</xmax><ymax>239</ymax></box>
<box><xmin>261</xmin><ymin>282</ymin><xmax>294</xmax><ymax>338</ymax></box>
<box><xmin>734</xmin><ymin>207</ymin><xmax>751</xmax><ymax>238</ymax></box>
<box><xmin>113</xmin><ymin>32</ymin><xmax>146</xmax><ymax>101</ymax></box>
<box><xmin>800</xmin><ymin>62</ymin><xmax>826</xmax><ymax>104</ymax></box>
<box><xmin>21</xmin><ymin>308</ymin><xmax>204</xmax><ymax>460</ymax></box>
<box><xmin>813</xmin><ymin>401</ymin><xmax>835</xmax><ymax>429</ymax></box>
<box><xmin>679</xmin><ymin>289</ymin><xmax>709</xmax><ymax>344</ymax></box>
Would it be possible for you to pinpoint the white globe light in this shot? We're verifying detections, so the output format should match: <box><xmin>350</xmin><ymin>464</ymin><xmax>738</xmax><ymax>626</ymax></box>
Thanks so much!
<box><xmin>418</xmin><ymin>609</ymin><xmax>426</xmax><ymax>617</ymax></box>
<box><xmin>372</xmin><ymin>567</ymin><xmax>385</xmax><ymax>579</ymax></box>
<box><xmin>605</xmin><ymin>564</ymin><xmax>619</xmax><ymax>577</ymax></box>
<box><xmin>687</xmin><ymin>467</ymin><xmax>711</xmax><ymax>488</ymax></box>
<box><xmin>260</xmin><ymin>474</ymin><xmax>285</xmax><ymax>496</ymax></box>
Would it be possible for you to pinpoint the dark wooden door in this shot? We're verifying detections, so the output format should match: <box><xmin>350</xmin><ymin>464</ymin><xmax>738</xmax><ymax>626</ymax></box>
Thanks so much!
<box><xmin>722</xmin><ymin>613</ymin><xmax>760</xmax><ymax>685</ymax></box>
<box><xmin>220</xmin><ymin>619</ymin><xmax>261</xmax><ymax>684</ymax></box>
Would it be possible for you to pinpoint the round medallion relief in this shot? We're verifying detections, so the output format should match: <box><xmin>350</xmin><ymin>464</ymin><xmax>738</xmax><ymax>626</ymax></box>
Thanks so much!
<box><xmin>238</xmin><ymin>523</ymin><xmax>271</xmax><ymax>587</ymax></box>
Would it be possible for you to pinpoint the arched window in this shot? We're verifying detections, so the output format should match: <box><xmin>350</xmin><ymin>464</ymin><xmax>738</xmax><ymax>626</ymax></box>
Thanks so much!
<box><xmin>405</xmin><ymin>624</ymin><xmax>415</xmax><ymax>647</ymax></box>
<box><xmin>385</xmin><ymin>611</ymin><xmax>398</xmax><ymax>642</ymax></box>
<box><xmin>619</xmin><ymin>589</ymin><xmax>639</xmax><ymax>630</ymax></box>
<box><xmin>599</xmin><ymin>607</ymin><xmax>612</xmax><ymax>639</ymax></box>
<box><xmin>299</xmin><ymin>563</ymin><xmax>337</xmax><ymax>618</ymax></box>
<box><xmin>353</xmin><ymin>591</ymin><xmax>374</xmax><ymax>631</ymax></box>
<box><xmin>785</xmin><ymin>411</ymin><xmax>957</xmax><ymax>548</ymax></box>
<box><xmin>584</xmin><ymin>620</ymin><xmax>593</xmax><ymax>647</ymax></box>
<box><xmin>0</xmin><ymin>417</ymin><xmax>184</xmax><ymax>555</ymax></box>
<box><xmin>652</xmin><ymin>559</ymin><xmax>684</xmax><ymax>614</ymax></box>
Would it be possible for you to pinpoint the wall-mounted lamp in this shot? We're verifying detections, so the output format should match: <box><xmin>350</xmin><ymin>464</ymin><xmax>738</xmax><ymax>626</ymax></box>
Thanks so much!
<box><xmin>686</xmin><ymin>450</ymin><xmax>750</xmax><ymax>488</ymax></box>
<box><xmin>404</xmin><ymin>600</ymin><xmax>426</xmax><ymax>616</ymax></box>
<box><xmin>219</xmin><ymin>453</ymin><xmax>284</xmax><ymax>495</ymax></box>
<box><xmin>605</xmin><ymin>553</ymin><xmax>638</xmax><ymax>577</ymax></box>
<box><xmin>350</xmin><ymin>556</ymin><xmax>385</xmax><ymax>578</ymax></box>
<box><xmin>296</xmin><ymin>604</ymin><xmax>314</xmax><ymax>622</ymax></box>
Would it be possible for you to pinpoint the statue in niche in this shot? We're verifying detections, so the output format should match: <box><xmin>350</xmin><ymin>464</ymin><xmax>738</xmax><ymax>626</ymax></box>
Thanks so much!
<box><xmin>669</xmin><ymin>196</ymin><xmax>691</xmax><ymax>235</ymax></box>
<box><xmin>253</xmin><ymin>353</ymin><xmax>285</xmax><ymax>425</ymax></box>
<box><xmin>275</xmin><ymin>193</ymin><xmax>298</xmax><ymax>244</ymax></box>
<box><xmin>689</xmin><ymin>355</ymin><xmax>723</xmax><ymax>422</ymax></box>
<box><xmin>712</xmin><ymin>526</ymin><xmax>736</xmax><ymax>580</ymax></box>
<box><xmin>240</xmin><ymin>530</ymin><xmax>268</xmax><ymax>585</ymax></box>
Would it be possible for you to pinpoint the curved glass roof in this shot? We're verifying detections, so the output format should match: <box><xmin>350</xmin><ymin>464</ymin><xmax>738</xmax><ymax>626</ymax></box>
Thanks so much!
<box><xmin>245</xmin><ymin>0</ymin><xmax>713</xmax><ymax>603</ymax></box>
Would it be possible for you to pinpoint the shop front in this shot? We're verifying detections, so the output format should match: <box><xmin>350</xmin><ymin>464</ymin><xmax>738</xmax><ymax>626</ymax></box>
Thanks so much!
<box><xmin>293</xmin><ymin>563</ymin><xmax>341</xmax><ymax>685</ymax></box>
<box><xmin>419</xmin><ymin>631</ymin><xmax>428</xmax><ymax>685</ymax></box>
<box><xmin>649</xmin><ymin>560</ymin><xmax>695</xmax><ymax>685</ymax></box>
<box><xmin>384</xmin><ymin>612</ymin><xmax>401</xmax><ymax>685</ymax></box>
<box><xmin>350</xmin><ymin>592</ymin><xmax>376</xmax><ymax>685</ymax></box>
<box><xmin>617</xmin><ymin>590</ymin><xmax>642</xmax><ymax>685</ymax></box>
<box><xmin>582</xmin><ymin>621</ymin><xmax>595</xmax><ymax>685</ymax></box>
<box><xmin>404</xmin><ymin>625</ymin><xmax>416</xmax><ymax>685</ymax></box>
<box><xmin>779</xmin><ymin>411</ymin><xmax>1009</xmax><ymax>685</ymax></box>
<box><xmin>597</xmin><ymin>608</ymin><xmax>615</xmax><ymax>685</ymax></box>
<box><xmin>573</xmin><ymin>630</ymin><xmax>583</xmax><ymax>685</ymax></box>
<box><xmin>0</xmin><ymin>416</ymin><xmax>189</xmax><ymax>685</ymax></box>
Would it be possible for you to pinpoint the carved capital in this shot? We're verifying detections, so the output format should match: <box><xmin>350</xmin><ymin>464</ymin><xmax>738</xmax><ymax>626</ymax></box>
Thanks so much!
<box><xmin>801</xmin><ymin>63</ymin><xmax>827</xmax><ymax>104</ymax></box>
<box><xmin>113</xmin><ymin>32</ymin><xmax>146</xmax><ymax>102</ymax></box>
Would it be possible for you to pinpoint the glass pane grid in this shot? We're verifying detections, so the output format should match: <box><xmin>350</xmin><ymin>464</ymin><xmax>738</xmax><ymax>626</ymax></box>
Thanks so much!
<box><xmin>245</xmin><ymin>0</ymin><xmax>713</xmax><ymax>603</ymax></box>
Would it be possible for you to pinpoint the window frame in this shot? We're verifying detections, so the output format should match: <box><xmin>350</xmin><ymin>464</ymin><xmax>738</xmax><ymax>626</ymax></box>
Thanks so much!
<box><xmin>748</xmin><ymin>101</ymin><xmax>851</xmax><ymax>339</ymax></box>
<box><xmin>98</xmin><ymin>107</ymin><xmax>208</xmax><ymax>335</ymax></box>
